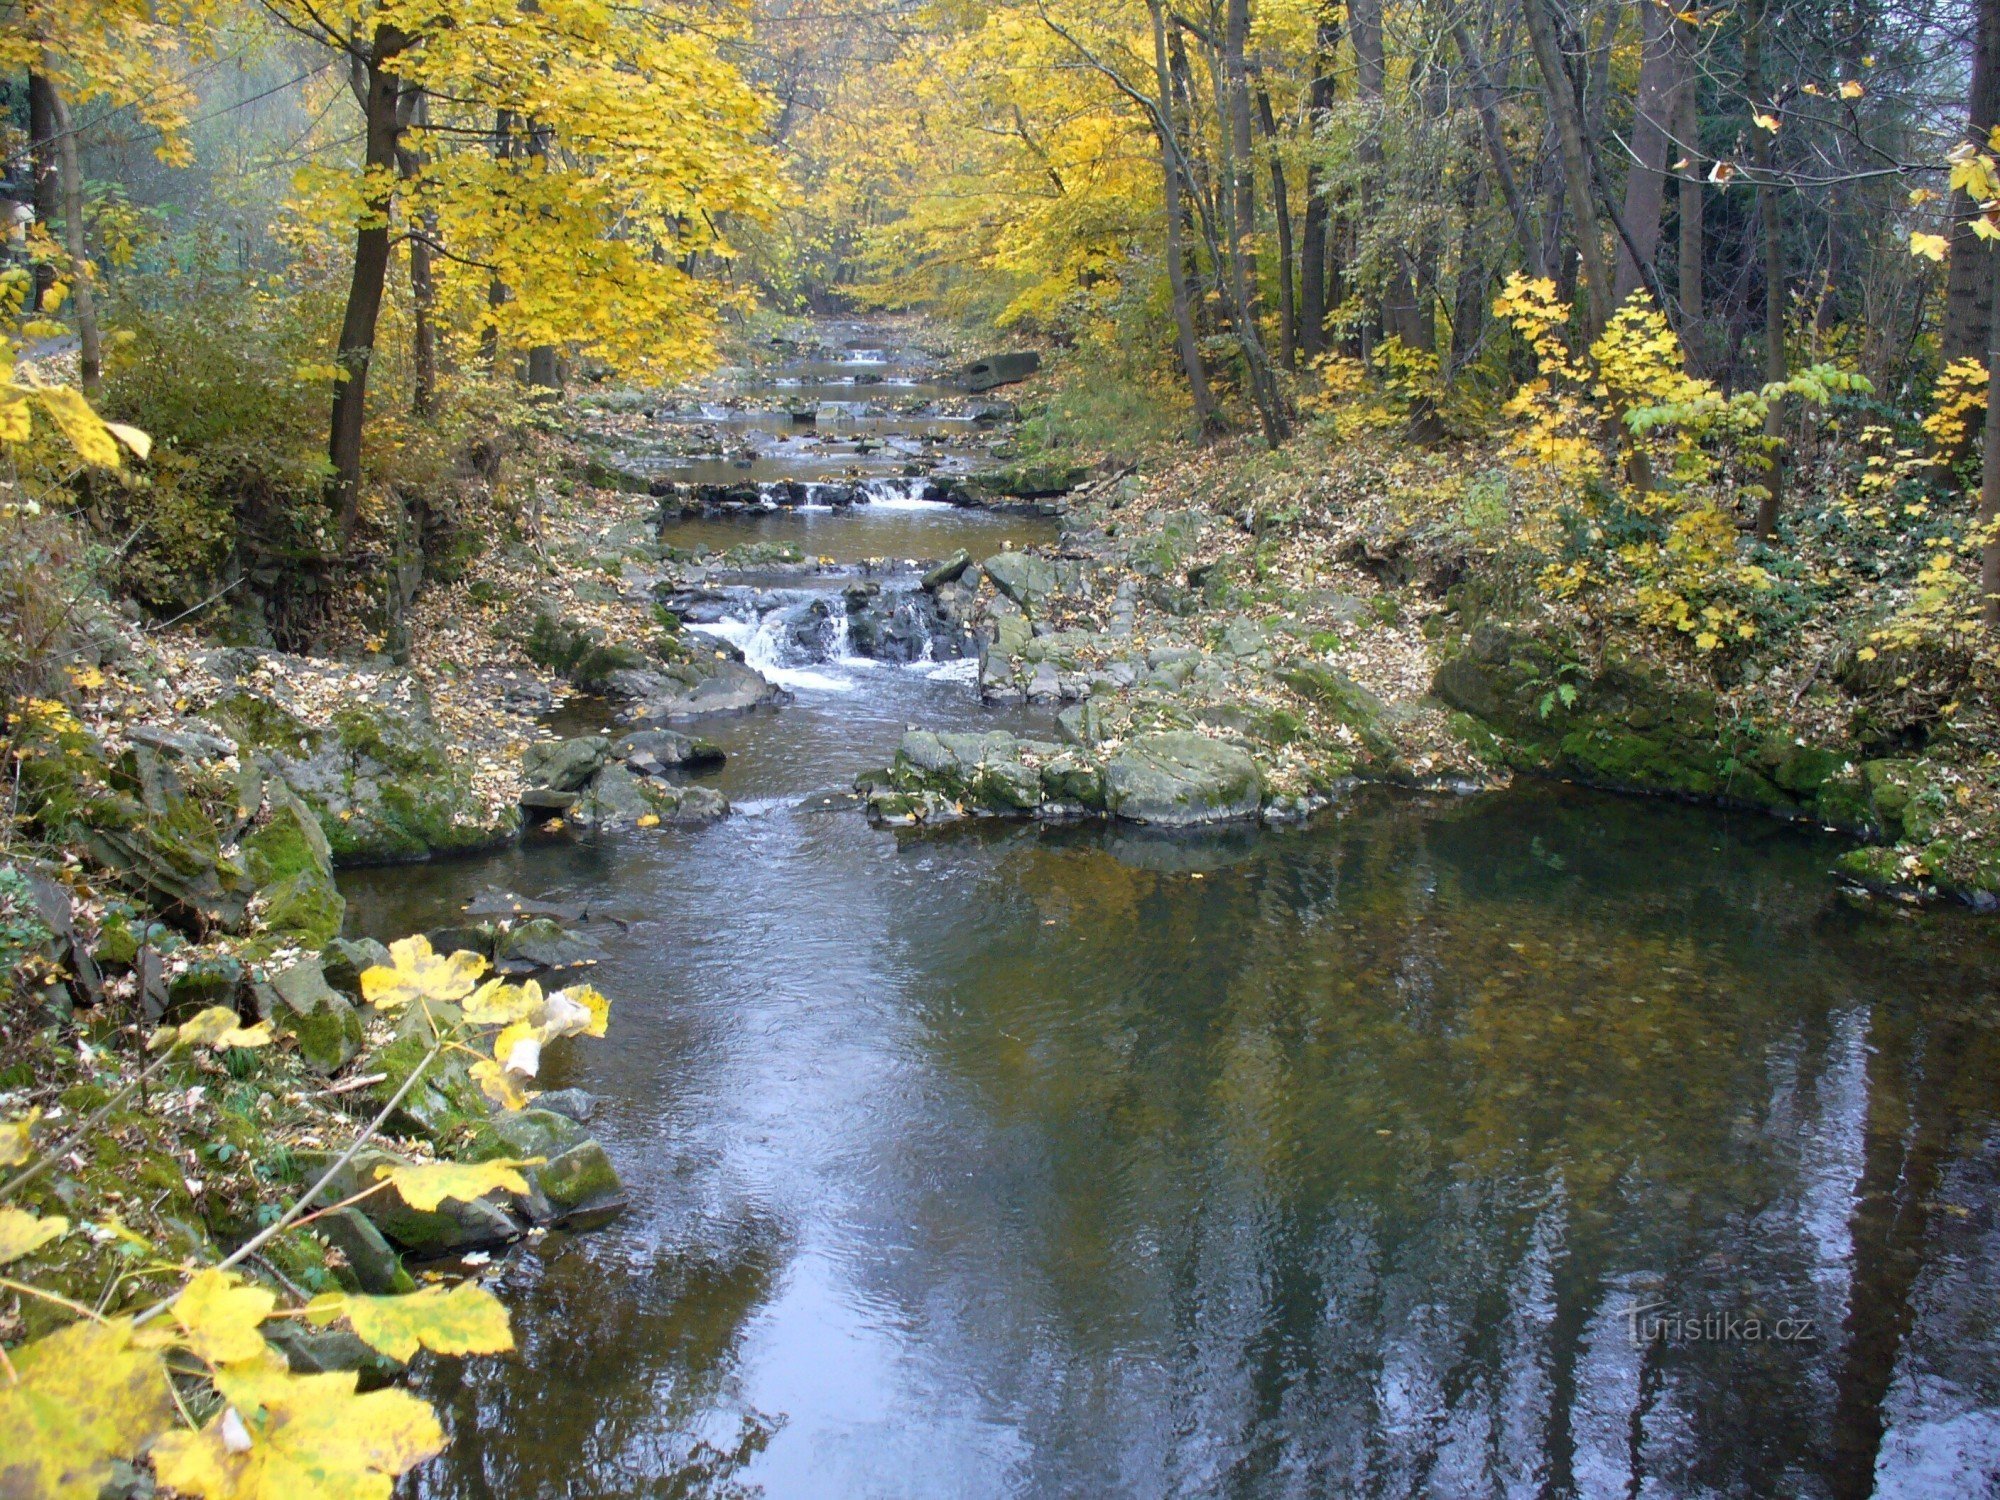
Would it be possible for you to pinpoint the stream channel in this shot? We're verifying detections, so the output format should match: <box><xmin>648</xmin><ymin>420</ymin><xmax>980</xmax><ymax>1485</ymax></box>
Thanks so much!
<box><xmin>346</xmin><ymin>327</ymin><xmax>2000</xmax><ymax>1498</ymax></box>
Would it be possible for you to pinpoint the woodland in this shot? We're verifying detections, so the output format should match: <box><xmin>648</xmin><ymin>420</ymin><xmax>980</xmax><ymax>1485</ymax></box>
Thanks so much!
<box><xmin>1</xmin><ymin>0</ymin><xmax>2000</xmax><ymax>1491</ymax></box>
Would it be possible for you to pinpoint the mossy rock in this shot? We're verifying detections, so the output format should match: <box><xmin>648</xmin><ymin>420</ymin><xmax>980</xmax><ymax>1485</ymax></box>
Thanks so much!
<box><xmin>300</xmin><ymin>1146</ymin><xmax>524</xmax><ymax>1255</ymax></box>
<box><xmin>533</xmin><ymin>1139</ymin><xmax>626</xmax><ymax>1228</ymax></box>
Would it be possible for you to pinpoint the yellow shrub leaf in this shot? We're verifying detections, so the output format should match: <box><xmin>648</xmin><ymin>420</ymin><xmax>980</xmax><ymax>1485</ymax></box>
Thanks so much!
<box><xmin>1910</xmin><ymin>231</ymin><xmax>1950</xmax><ymax>262</ymax></box>
<box><xmin>462</xmin><ymin>976</ymin><xmax>540</xmax><ymax>1026</ymax></box>
<box><xmin>326</xmin><ymin>1281</ymin><xmax>515</xmax><ymax>1363</ymax></box>
<box><xmin>170</xmin><ymin>1268</ymin><xmax>278</xmax><ymax>1366</ymax></box>
<box><xmin>0</xmin><ymin>1317</ymin><xmax>176</xmax><ymax>1499</ymax></box>
<box><xmin>359</xmin><ymin>936</ymin><xmax>488</xmax><ymax>1011</ymax></box>
<box><xmin>33</xmin><ymin>385</ymin><xmax>122</xmax><ymax>468</ymax></box>
<box><xmin>104</xmin><ymin>422</ymin><xmax>152</xmax><ymax>461</ymax></box>
<box><xmin>150</xmin><ymin>1350</ymin><xmax>444</xmax><ymax>1500</ymax></box>
<box><xmin>0</xmin><ymin>1107</ymin><xmax>39</xmax><ymax>1166</ymax></box>
<box><xmin>549</xmin><ymin>984</ymin><xmax>610</xmax><ymax>1039</ymax></box>
<box><xmin>157</xmin><ymin>1006</ymin><xmax>273</xmax><ymax>1051</ymax></box>
<box><xmin>375</xmin><ymin>1157</ymin><xmax>539</xmax><ymax>1212</ymax></box>
<box><xmin>470</xmin><ymin>1059</ymin><xmax>535</xmax><ymax>1112</ymax></box>
<box><xmin>0</xmin><ymin>1206</ymin><xmax>66</xmax><ymax>1264</ymax></box>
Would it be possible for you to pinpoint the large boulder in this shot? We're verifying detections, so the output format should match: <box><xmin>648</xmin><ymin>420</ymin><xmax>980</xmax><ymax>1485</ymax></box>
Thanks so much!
<box><xmin>610</xmin><ymin>655</ymin><xmax>781</xmax><ymax>723</ymax></box>
<box><xmin>251</xmin><ymin>957</ymin><xmax>364</xmax><ymax>1074</ymax></box>
<box><xmin>241</xmin><ymin>786</ymin><xmax>345</xmax><ymax>946</ymax></box>
<box><xmin>522</xmin><ymin>737</ymin><xmax>609</xmax><ymax>794</ymax></box>
<box><xmin>208</xmin><ymin>653</ymin><xmax>516</xmax><ymax>865</ymax></box>
<box><xmin>1104</xmin><ymin>732</ymin><xmax>1262</xmax><ymax>826</ymax></box>
<box><xmin>955</xmin><ymin>351</ymin><xmax>1041</xmax><ymax>392</ymax></box>
<box><xmin>983</xmin><ymin>551</ymin><xmax>1059</xmax><ymax>610</ymax></box>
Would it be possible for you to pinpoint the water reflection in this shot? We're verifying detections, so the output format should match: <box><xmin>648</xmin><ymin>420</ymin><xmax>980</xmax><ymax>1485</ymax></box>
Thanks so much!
<box><xmin>354</xmin><ymin>783</ymin><xmax>2000</xmax><ymax>1498</ymax></box>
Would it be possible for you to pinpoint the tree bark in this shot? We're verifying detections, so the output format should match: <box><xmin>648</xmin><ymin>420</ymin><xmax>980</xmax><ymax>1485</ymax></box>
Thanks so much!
<box><xmin>1676</xmin><ymin>42</ymin><xmax>1705</xmax><ymax>333</ymax></box>
<box><xmin>1520</xmin><ymin>0</ymin><xmax>1613</xmax><ymax>337</ymax></box>
<box><xmin>1944</xmin><ymin>0</ymin><xmax>2000</xmax><ymax>365</ymax></box>
<box><xmin>1453</xmin><ymin>18</ymin><xmax>1542</xmax><ymax>277</ymax></box>
<box><xmin>27</xmin><ymin>73</ymin><xmax>60</xmax><ymax>311</ymax></box>
<box><xmin>1614</xmin><ymin>0</ymin><xmax>1680</xmax><ymax>304</ymax></box>
<box><xmin>1981</xmin><ymin>245</ymin><xmax>2000</xmax><ymax>627</ymax></box>
<box><xmin>1223</xmin><ymin>0</ymin><xmax>1258</xmax><ymax>319</ymax></box>
<box><xmin>1149</xmin><ymin>0</ymin><xmax>1218</xmax><ymax>431</ymax></box>
<box><xmin>394</xmin><ymin>87</ymin><xmax>436</xmax><ymax>418</ymax></box>
<box><xmin>1253</xmin><ymin>84</ymin><xmax>1296</xmax><ymax>368</ymax></box>
<box><xmin>330</xmin><ymin>37</ymin><xmax>405</xmax><ymax>542</ymax></box>
<box><xmin>1746</xmin><ymin>0</ymin><xmax>1789</xmax><ymax>542</ymax></box>
<box><xmin>1298</xmin><ymin>2</ymin><xmax>1340</xmax><ymax>359</ymax></box>
<box><xmin>42</xmin><ymin>75</ymin><xmax>100</xmax><ymax>394</ymax></box>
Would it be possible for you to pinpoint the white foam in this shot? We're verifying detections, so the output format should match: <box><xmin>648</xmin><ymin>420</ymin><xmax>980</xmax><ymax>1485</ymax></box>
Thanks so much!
<box><xmin>923</xmin><ymin>657</ymin><xmax>980</xmax><ymax>684</ymax></box>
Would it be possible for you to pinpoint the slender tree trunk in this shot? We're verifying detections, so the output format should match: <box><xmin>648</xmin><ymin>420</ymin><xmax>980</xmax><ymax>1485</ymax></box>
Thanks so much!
<box><xmin>484</xmin><ymin>108</ymin><xmax>513</xmax><ymax>373</ymax></box>
<box><xmin>42</xmin><ymin>75</ymin><xmax>100</xmax><ymax>394</ymax></box>
<box><xmin>1944</xmin><ymin>0</ymin><xmax>2000</xmax><ymax>365</ymax></box>
<box><xmin>1253</xmin><ymin>84</ymin><xmax>1296</xmax><ymax>368</ymax></box>
<box><xmin>1746</xmin><ymin>0</ymin><xmax>1789</xmax><ymax>541</ymax></box>
<box><xmin>1614</xmin><ymin>0</ymin><xmax>1680</xmax><ymax>304</ymax></box>
<box><xmin>1520</xmin><ymin>0</ymin><xmax>1613</xmax><ymax>336</ymax></box>
<box><xmin>27</xmin><ymin>73</ymin><xmax>60</xmax><ymax>310</ymax></box>
<box><xmin>1298</xmin><ymin>2</ymin><xmax>1339</xmax><ymax>359</ymax></box>
<box><xmin>524</xmin><ymin>115</ymin><xmax>559</xmax><ymax>391</ymax></box>
<box><xmin>1149</xmin><ymin>0</ymin><xmax>1218</xmax><ymax>432</ymax></box>
<box><xmin>1224</xmin><ymin>0</ymin><xmax>1258</xmax><ymax>318</ymax></box>
<box><xmin>330</xmin><ymin>39</ymin><xmax>405</xmax><ymax>542</ymax></box>
<box><xmin>1453</xmin><ymin>18</ymin><xmax>1542</xmax><ymax>276</ymax></box>
<box><xmin>1349</xmin><ymin>0</ymin><xmax>1405</xmax><ymax>351</ymax></box>
<box><xmin>1676</xmin><ymin>43</ymin><xmax>1705</xmax><ymax>339</ymax></box>
<box><xmin>393</xmin><ymin>87</ymin><xmax>437</xmax><ymax>418</ymax></box>
<box><xmin>1980</xmin><ymin>245</ymin><xmax>2000</xmax><ymax>627</ymax></box>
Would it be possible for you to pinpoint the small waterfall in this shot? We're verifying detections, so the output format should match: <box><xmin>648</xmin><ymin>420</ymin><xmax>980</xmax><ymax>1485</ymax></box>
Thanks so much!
<box><xmin>681</xmin><ymin>580</ymin><xmax>967</xmax><ymax>693</ymax></box>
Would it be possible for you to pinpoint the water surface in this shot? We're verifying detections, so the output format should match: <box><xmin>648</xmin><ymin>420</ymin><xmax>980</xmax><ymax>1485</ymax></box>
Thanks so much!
<box><xmin>352</xmin><ymin>329</ymin><xmax>2000</xmax><ymax>1498</ymax></box>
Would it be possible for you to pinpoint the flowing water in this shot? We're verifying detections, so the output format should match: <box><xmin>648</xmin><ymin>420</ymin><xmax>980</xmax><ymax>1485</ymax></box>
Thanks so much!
<box><xmin>345</xmin><ymin>332</ymin><xmax>2000</xmax><ymax>1498</ymax></box>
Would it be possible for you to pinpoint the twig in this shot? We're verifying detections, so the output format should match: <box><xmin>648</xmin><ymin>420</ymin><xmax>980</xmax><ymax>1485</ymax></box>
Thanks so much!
<box><xmin>0</xmin><ymin>1274</ymin><xmax>103</xmax><ymax>1320</ymax></box>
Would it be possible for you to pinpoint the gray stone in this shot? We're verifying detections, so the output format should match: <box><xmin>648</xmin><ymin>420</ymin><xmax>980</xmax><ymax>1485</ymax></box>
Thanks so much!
<box><xmin>1105</xmin><ymin>732</ymin><xmax>1262</xmax><ymax>827</ymax></box>
<box><xmin>495</xmin><ymin>917</ymin><xmax>602</xmax><ymax>974</ymax></box>
<box><xmin>984</xmin><ymin>551</ymin><xmax>1059</xmax><ymax>609</ymax></box>
<box><xmin>534</xmin><ymin>1140</ymin><xmax>627</xmax><ymax>1228</ymax></box>
<box><xmin>321</xmin><ymin>937</ymin><xmax>389</xmax><ymax>996</ymax></box>
<box><xmin>251</xmin><ymin>958</ymin><xmax>364</xmax><ymax>1074</ymax></box>
<box><xmin>522</xmin><ymin>737</ymin><xmax>610</xmax><ymax>793</ymax></box>
<box><xmin>922</xmin><ymin>549</ymin><xmax>972</xmax><ymax>591</ymax></box>
<box><xmin>536</xmin><ymin>1088</ymin><xmax>600</xmax><ymax>1124</ymax></box>
<box><xmin>314</xmin><ymin>1206</ymin><xmax>414</xmax><ymax>1295</ymax></box>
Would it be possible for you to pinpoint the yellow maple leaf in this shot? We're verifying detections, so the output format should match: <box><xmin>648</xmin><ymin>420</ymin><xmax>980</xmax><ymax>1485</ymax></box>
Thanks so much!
<box><xmin>1910</xmin><ymin>232</ymin><xmax>1950</xmax><ymax>262</ymax></box>
<box><xmin>470</xmin><ymin>1059</ymin><xmax>536</xmax><ymax>1112</ymax></box>
<box><xmin>462</xmin><ymin>976</ymin><xmax>541</xmax><ymax>1026</ymax></box>
<box><xmin>150</xmin><ymin>1350</ymin><xmax>444</xmax><ymax>1500</ymax></box>
<box><xmin>168</xmin><ymin>1268</ymin><xmax>277</xmax><ymax>1366</ymax></box>
<box><xmin>0</xmin><ymin>1318</ymin><xmax>177</xmax><ymax>1500</ymax></box>
<box><xmin>0</xmin><ymin>1205</ymin><xmax>67</xmax><ymax>1265</ymax></box>
<box><xmin>359</xmin><ymin>936</ymin><xmax>488</xmax><ymax>1011</ymax></box>
<box><xmin>375</xmin><ymin>1158</ymin><xmax>539</xmax><ymax>1212</ymax></box>
<box><xmin>1753</xmin><ymin>112</ymin><xmax>1781</xmax><ymax>133</ymax></box>
<box><xmin>33</xmin><ymin>385</ymin><xmax>123</xmax><ymax>469</ymax></box>
<box><xmin>155</xmin><ymin>1007</ymin><xmax>274</xmax><ymax>1052</ymax></box>
<box><xmin>1839</xmin><ymin>79</ymin><xmax>1865</xmax><ymax>99</ymax></box>
<box><xmin>0</xmin><ymin>1107</ymin><xmax>39</xmax><ymax>1167</ymax></box>
<box><xmin>312</xmin><ymin>1282</ymin><xmax>514</xmax><ymax>1363</ymax></box>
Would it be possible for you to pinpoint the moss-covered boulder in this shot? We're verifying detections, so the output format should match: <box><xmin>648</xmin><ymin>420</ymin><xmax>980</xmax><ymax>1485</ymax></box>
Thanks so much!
<box><xmin>1104</xmin><ymin>732</ymin><xmax>1262</xmax><ymax>826</ymax></box>
<box><xmin>300</xmin><ymin>1146</ymin><xmax>525</xmax><ymax>1256</ymax></box>
<box><xmin>252</xmin><ymin>958</ymin><xmax>364</xmax><ymax>1074</ymax></box>
<box><xmin>208</xmin><ymin>653</ymin><xmax>517</xmax><ymax>865</ymax></box>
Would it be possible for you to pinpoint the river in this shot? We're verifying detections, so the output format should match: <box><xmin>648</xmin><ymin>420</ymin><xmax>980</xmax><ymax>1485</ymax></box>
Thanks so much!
<box><xmin>345</xmin><ymin>327</ymin><xmax>2000</xmax><ymax>1498</ymax></box>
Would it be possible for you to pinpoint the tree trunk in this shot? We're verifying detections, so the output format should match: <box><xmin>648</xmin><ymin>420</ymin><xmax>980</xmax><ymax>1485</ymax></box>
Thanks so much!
<box><xmin>484</xmin><ymin>108</ymin><xmax>514</xmax><ymax>373</ymax></box>
<box><xmin>523</xmin><ymin>116</ymin><xmax>559</xmax><ymax>391</ymax></box>
<box><xmin>1223</xmin><ymin>0</ymin><xmax>1258</xmax><ymax>318</ymax></box>
<box><xmin>27</xmin><ymin>73</ymin><xmax>60</xmax><ymax>311</ymax></box>
<box><xmin>1520</xmin><ymin>0</ymin><xmax>1613</xmax><ymax>337</ymax></box>
<box><xmin>1298</xmin><ymin>2</ymin><xmax>1340</xmax><ymax>359</ymax></box>
<box><xmin>1150</xmin><ymin>0</ymin><xmax>1218</xmax><ymax>431</ymax></box>
<box><xmin>1453</xmin><ymin>18</ymin><xmax>1542</xmax><ymax>276</ymax></box>
<box><xmin>1981</xmin><ymin>245</ymin><xmax>2000</xmax><ymax>627</ymax></box>
<box><xmin>1676</xmin><ymin>44</ymin><xmax>1705</xmax><ymax>337</ymax></box>
<box><xmin>1746</xmin><ymin>0</ymin><xmax>1789</xmax><ymax>542</ymax></box>
<box><xmin>1253</xmin><ymin>84</ymin><xmax>1296</xmax><ymax>368</ymax></box>
<box><xmin>329</xmin><ymin>40</ymin><xmax>405</xmax><ymax>542</ymax></box>
<box><xmin>1350</xmin><ymin>0</ymin><xmax>1409</xmax><ymax>351</ymax></box>
<box><xmin>1614</xmin><ymin>0</ymin><xmax>1679</xmax><ymax>304</ymax></box>
<box><xmin>42</xmin><ymin>75</ymin><xmax>100</xmax><ymax>394</ymax></box>
<box><xmin>394</xmin><ymin>87</ymin><xmax>436</xmax><ymax>418</ymax></box>
<box><xmin>1944</xmin><ymin>0</ymin><xmax>2000</xmax><ymax>365</ymax></box>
